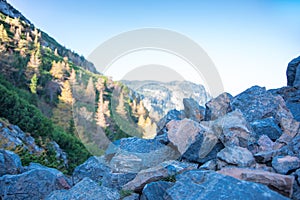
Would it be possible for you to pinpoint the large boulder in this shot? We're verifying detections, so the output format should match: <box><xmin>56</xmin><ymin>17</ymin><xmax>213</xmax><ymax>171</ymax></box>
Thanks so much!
<box><xmin>166</xmin><ymin>119</ymin><xmax>221</xmax><ymax>163</ymax></box>
<box><xmin>46</xmin><ymin>177</ymin><xmax>120</xmax><ymax>200</ymax></box>
<box><xmin>205</xmin><ymin>92</ymin><xmax>232</xmax><ymax>121</ymax></box>
<box><xmin>72</xmin><ymin>156</ymin><xmax>110</xmax><ymax>184</ymax></box>
<box><xmin>218</xmin><ymin>167</ymin><xmax>294</xmax><ymax>198</ymax></box>
<box><xmin>0</xmin><ymin>149</ymin><xmax>22</xmax><ymax>176</ymax></box>
<box><xmin>105</xmin><ymin>137</ymin><xmax>179</xmax><ymax>173</ymax></box>
<box><xmin>0</xmin><ymin>168</ymin><xmax>70</xmax><ymax>200</ymax></box>
<box><xmin>286</xmin><ymin>56</ymin><xmax>300</xmax><ymax>87</ymax></box>
<box><xmin>141</xmin><ymin>181</ymin><xmax>174</xmax><ymax>200</ymax></box>
<box><xmin>156</xmin><ymin>109</ymin><xmax>185</xmax><ymax>135</ymax></box>
<box><xmin>101</xmin><ymin>172</ymin><xmax>137</xmax><ymax>190</ymax></box>
<box><xmin>212</xmin><ymin>110</ymin><xmax>256</xmax><ymax>149</ymax></box>
<box><xmin>217</xmin><ymin>146</ymin><xmax>255</xmax><ymax>167</ymax></box>
<box><xmin>123</xmin><ymin>160</ymin><xmax>196</xmax><ymax>193</ymax></box>
<box><xmin>272</xmin><ymin>155</ymin><xmax>300</xmax><ymax>175</ymax></box>
<box><xmin>251</xmin><ymin>117</ymin><xmax>283</xmax><ymax>141</ymax></box>
<box><xmin>165</xmin><ymin>170</ymin><xmax>288</xmax><ymax>200</ymax></box>
<box><xmin>183</xmin><ymin>98</ymin><xmax>205</xmax><ymax>122</ymax></box>
<box><xmin>270</xmin><ymin>87</ymin><xmax>300</xmax><ymax>121</ymax></box>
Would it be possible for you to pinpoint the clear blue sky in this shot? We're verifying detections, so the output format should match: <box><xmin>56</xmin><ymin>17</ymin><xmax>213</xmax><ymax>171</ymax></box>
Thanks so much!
<box><xmin>8</xmin><ymin>0</ymin><xmax>300</xmax><ymax>95</ymax></box>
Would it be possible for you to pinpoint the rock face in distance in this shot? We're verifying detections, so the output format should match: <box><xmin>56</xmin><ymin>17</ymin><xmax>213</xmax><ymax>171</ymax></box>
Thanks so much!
<box><xmin>105</xmin><ymin>137</ymin><xmax>179</xmax><ymax>173</ymax></box>
<box><xmin>286</xmin><ymin>56</ymin><xmax>300</xmax><ymax>87</ymax></box>
<box><xmin>0</xmin><ymin>149</ymin><xmax>22</xmax><ymax>176</ymax></box>
<box><xmin>183</xmin><ymin>98</ymin><xmax>205</xmax><ymax>122</ymax></box>
<box><xmin>46</xmin><ymin>177</ymin><xmax>120</xmax><ymax>200</ymax></box>
<box><xmin>165</xmin><ymin>170</ymin><xmax>288</xmax><ymax>200</ymax></box>
<box><xmin>205</xmin><ymin>92</ymin><xmax>232</xmax><ymax>121</ymax></box>
<box><xmin>218</xmin><ymin>167</ymin><xmax>294</xmax><ymax>198</ymax></box>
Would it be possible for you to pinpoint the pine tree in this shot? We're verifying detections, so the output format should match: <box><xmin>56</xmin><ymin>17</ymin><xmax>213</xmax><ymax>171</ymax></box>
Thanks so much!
<box><xmin>95</xmin><ymin>77</ymin><xmax>105</xmax><ymax>92</ymax></box>
<box><xmin>0</xmin><ymin>24</ymin><xmax>10</xmax><ymax>43</ymax></box>
<box><xmin>25</xmin><ymin>49</ymin><xmax>40</xmax><ymax>80</ymax></box>
<box><xmin>29</xmin><ymin>73</ymin><xmax>38</xmax><ymax>94</ymax></box>
<box><xmin>69</xmin><ymin>69</ymin><xmax>76</xmax><ymax>85</ymax></box>
<box><xmin>116</xmin><ymin>90</ymin><xmax>127</xmax><ymax>117</ymax></box>
<box><xmin>95</xmin><ymin>90</ymin><xmax>106</xmax><ymax>128</ymax></box>
<box><xmin>137</xmin><ymin>100</ymin><xmax>146</xmax><ymax>116</ymax></box>
<box><xmin>50</xmin><ymin>61</ymin><xmax>65</xmax><ymax>79</ymax></box>
<box><xmin>85</xmin><ymin>77</ymin><xmax>95</xmax><ymax>103</ymax></box>
<box><xmin>138</xmin><ymin>115</ymin><xmax>145</xmax><ymax>127</ymax></box>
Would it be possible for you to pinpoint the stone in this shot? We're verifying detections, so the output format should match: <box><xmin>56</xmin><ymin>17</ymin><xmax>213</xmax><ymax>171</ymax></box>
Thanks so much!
<box><xmin>257</xmin><ymin>135</ymin><xmax>275</xmax><ymax>152</ymax></box>
<box><xmin>251</xmin><ymin>117</ymin><xmax>282</xmax><ymax>140</ymax></box>
<box><xmin>166</xmin><ymin>119</ymin><xmax>220</xmax><ymax>163</ymax></box>
<box><xmin>0</xmin><ymin>168</ymin><xmax>70</xmax><ymax>200</ymax></box>
<box><xmin>254</xmin><ymin>150</ymin><xmax>280</xmax><ymax>163</ymax></box>
<box><xmin>165</xmin><ymin>170</ymin><xmax>288</xmax><ymax>200</ymax></box>
<box><xmin>0</xmin><ymin>149</ymin><xmax>22</xmax><ymax>176</ymax></box>
<box><xmin>156</xmin><ymin>109</ymin><xmax>185</xmax><ymax>135</ymax></box>
<box><xmin>123</xmin><ymin>160</ymin><xmax>196</xmax><ymax>193</ymax></box>
<box><xmin>105</xmin><ymin>137</ymin><xmax>179</xmax><ymax>173</ymax></box>
<box><xmin>205</xmin><ymin>92</ymin><xmax>232</xmax><ymax>121</ymax></box>
<box><xmin>123</xmin><ymin>193</ymin><xmax>140</xmax><ymax>200</ymax></box>
<box><xmin>272</xmin><ymin>156</ymin><xmax>300</xmax><ymax>175</ymax></box>
<box><xmin>183</xmin><ymin>98</ymin><xmax>205</xmax><ymax>122</ymax></box>
<box><xmin>217</xmin><ymin>146</ymin><xmax>255</xmax><ymax>167</ymax></box>
<box><xmin>212</xmin><ymin>110</ymin><xmax>256</xmax><ymax>148</ymax></box>
<box><xmin>286</xmin><ymin>56</ymin><xmax>300</xmax><ymax>87</ymax></box>
<box><xmin>46</xmin><ymin>177</ymin><xmax>120</xmax><ymax>200</ymax></box>
<box><xmin>231</xmin><ymin>86</ymin><xmax>293</xmax><ymax>123</ymax></box>
<box><xmin>218</xmin><ymin>167</ymin><xmax>294</xmax><ymax>198</ymax></box>
<box><xmin>101</xmin><ymin>172</ymin><xmax>137</xmax><ymax>190</ymax></box>
<box><xmin>141</xmin><ymin>181</ymin><xmax>174</xmax><ymax>200</ymax></box>
<box><xmin>199</xmin><ymin>159</ymin><xmax>217</xmax><ymax>171</ymax></box>
<box><xmin>73</xmin><ymin>156</ymin><xmax>111</xmax><ymax>184</ymax></box>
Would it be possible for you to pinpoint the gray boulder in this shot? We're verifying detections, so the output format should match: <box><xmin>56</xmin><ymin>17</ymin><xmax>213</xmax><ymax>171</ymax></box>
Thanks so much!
<box><xmin>0</xmin><ymin>149</ymin><xmax>22</xmax><ymax>176</ymax></box>
<box><xmin>141</xmin><ymin>181</ymin><xmax>174</xmax><ymax>200</ymax></box>
<box><xmin>205</xmin><ymin>92</ymin><xmax>232</xmax><ymax>121</ymax></box>
<box><xmin>101</xmin><ymin>172</ymin><xmax>137</xmax><ymax>190</ymax></box>
<box><xmin>286</xmin><ymin>56</ymin><xmax>300</xmax><ymax>87</ymax></box>
<box><xmin>156</xmin><ymin>109</ymin><xmax>185</xmax><ymax>135</ymax></box>
<box><xmin>105</xmin><ymin>137</ymin><xmax>179</xmax><ymax>173</ymax></box>
<box><xmin>217</xmin><ymin>146</ymin><xmax>255</xmax><ymax>168</ymax></box>
<box><xmin>46</xmin><ymin>177</ymin><xmax>120</xmax><ymax>200</ymax></box>
<box><xmin>272</xmin><ymin>155</ymin><xmax>300</xmax><ymax>175</ymax></box>
<box><xmin>0</xmin><ymin>168</ymin><xmax>70</xmax><ymax>200</ymax></box>
<box><xmin>183</xmin><ymin>98</ymin><xmax>205</xmax><ymax>122</ymax></box>
<box><xmin>251</xmin><ymin>117</ymin><xmax>283</xmax><ymax>141</ymax></box>
<box><xmin>165</xmin><ymin>170</ymin><xmax>288</xmax><ymax>200</ymax></box>
<box><xmin>166</xmin><ymin>119</ymin><xmax>221</xmax><ymax>164</ymax></box>
<box><xmin>73</xmin><ymin>156</ymin><xmax>110</xmax><ymax>184</ymax></box>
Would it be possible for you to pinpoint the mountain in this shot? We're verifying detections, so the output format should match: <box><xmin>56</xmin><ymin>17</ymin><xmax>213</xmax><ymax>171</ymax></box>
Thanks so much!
<box><xmin>122</xmin><ymin>80</ymin><xmax>211</xmax><ymax>121</ymax></box>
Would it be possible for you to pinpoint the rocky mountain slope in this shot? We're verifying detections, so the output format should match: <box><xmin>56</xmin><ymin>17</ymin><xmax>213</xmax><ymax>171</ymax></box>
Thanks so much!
<box><xmin>1</xmin><ymin>56</ymin><xmax>300</xmax><ymax>199</ymax></box>
<box><xmin>122</xmin><ymin>80</ymin><xmax>210</xmax><ymax>121</ymax></box>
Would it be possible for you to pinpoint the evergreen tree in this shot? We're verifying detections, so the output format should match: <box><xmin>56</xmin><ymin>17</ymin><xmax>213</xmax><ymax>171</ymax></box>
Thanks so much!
<box><xmin>116</xmin><ymin>90</ymin><xmax>127</xmax><ymax>117</ymax></box>
<box><xmin>85</xmin><ymin>77</ymin><xmax>95</xmax><ymax>103</ymax></box>
<box><xmin>29</xmin><ymin>73</ymin><xmax>38</xmax><ymax>94</ymax></box>
<box><xmin>50</xmin><ymin>61</ymin><xmax>65</xmax><ymax>79</ymax></box>
<box><xmin>95</xmin><ymin>90</ymin><xmax>106</xmax><ymax>128</ymax></box>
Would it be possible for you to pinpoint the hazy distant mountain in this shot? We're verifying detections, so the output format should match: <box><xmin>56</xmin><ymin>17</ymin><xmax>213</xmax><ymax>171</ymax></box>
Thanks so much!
<box><xmin>122</xmin><ymin>80</ymin><xmax>211</xmax><ymax>121</ymax></box>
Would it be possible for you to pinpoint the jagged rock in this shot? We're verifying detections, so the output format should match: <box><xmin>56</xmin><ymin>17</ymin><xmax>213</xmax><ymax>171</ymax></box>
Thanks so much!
<box><xmin>254</xmin><ymin>150</ymin><xmax>280</xmax><ymax>163</ymax></box>
<box><xmin>166</xmin><ymin>119</ymin><xmax>220</xmax><ymax>163</ymax></box>
<box><xmin>286</xmin><ymin>56</ymin><xmax>300</xmax><ymax>87</ymax></box>
<box><xmin>199</xmin><ymin>159</ymin><xmax>217</xmax><ymax>171</ymax></box>
<box><xmin>212</xmin><ymin>110</ymin><xmax>256</xmax><ymax>148</ymax></box>
<box><xmin>272</xmin><ymin>156</ymin><xmax>300</xmax><ymax>175</ymax></box>
<box><xmin>218</xmin><ymin>167</ymin><xmax>294</xmax><ymax>198</ymax></box>
<box><xmin>257</xmin><ymin>135</ymin><xmax>275</xmax><ymax>152</ymax></box>
<box><xmin>231</xmin><ymin>86</ymin><xmax>294</xmax><ymax>124</ymax></box>
<box><xmin>123</xmin><ymin>193</ymin><xmax>140</xmax><ymax>200</ymax></box>
<box><xmin>46</xmin><ymin>177</ymin><xmax>120</xmax><ymax>200</ymax></box>
<box><xmin>141</xmin><ymin>181</ymin><xmax>174</xmax><ymax>200</ymax></box>
<box><xmin>292</xmin><ymin>169</ymin><xmax>300</xmax><ymax>200</ymax></box>
<box><xmin>0</xmin><ymin>149</ymin><xmax>22</xmax><ymax>176</ymax></box>
<box><xmin>165</xmin><ymin>170</ymin><xmax>288</xmax><ymax>200</ymax></box>
<box><xmin>157</xmin><ymin>109</ymin><xmax>185</xmax><ymax>135</ymax></box>
<box><xmin>105</xmin><ymin>137</ymin><xmax>179</xmax><ymax>173</ymax></box>
<box><xmin>183</xmin><ymin>98</ymin><xmax>205</xmax><ymax>122</ymax></box>
<box><xmin>0</xmin><ymin>168</ymin><xmax>70</xmax><ymax>200</ymax></box>
<box><xmin>205</xmin><ymin>92</ymin><xmax>232</xmax><ymax>121</ymax></box>
<box><xmin>123</xmin><ymin>160</ymin><xmax>196</xmax><ymax>193</ymax></box>
<box><xmin>101</xmin><ymin>172</ymin><xmax>137</xmax><ymax>190</ymax></box>
<box><xmin>270</xmin><ymin>87</ymin><xmax>300</xmax><ymax>121</ymax></box>
<box><xmin>251</xmin><ymin>117</ymin><xmax>282</xmax><ymax>140</ymax></box>
<box><xmin>50</xmin><ymin>141</ymin><xmax>68</xmax><ymax>168</ymax></box>
<box><xmin>217</xmin><ymin>146</ymin><xmax>255</xmax><ymax>167</ymax></box>
<box><xmin>73</xmin><ymin>156</ymin><xmax>110</xmax><ymax>184</ymax></box>
<box><xmin>0</xmin><ymin>0</ymin><xmax>31</xmax><ymax>24</ymax></box>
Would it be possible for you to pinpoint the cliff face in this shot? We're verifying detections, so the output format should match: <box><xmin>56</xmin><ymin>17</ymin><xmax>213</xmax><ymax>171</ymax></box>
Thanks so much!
<box><xmin>0</xmin><ymin>0</ymin><xmax>31</xmax><ymax>25</ymax></box>
<box><xmin>122</xmin><ymin>80</ymin><xmax>211</xmax><ymax>121</ymax></box>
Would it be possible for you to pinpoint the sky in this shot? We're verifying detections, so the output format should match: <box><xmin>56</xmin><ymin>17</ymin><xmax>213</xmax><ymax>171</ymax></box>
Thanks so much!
<box><xmin>8</xmin><ymin>0</ymin><xmax>300</xmax><ymax>96</ymax></box>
